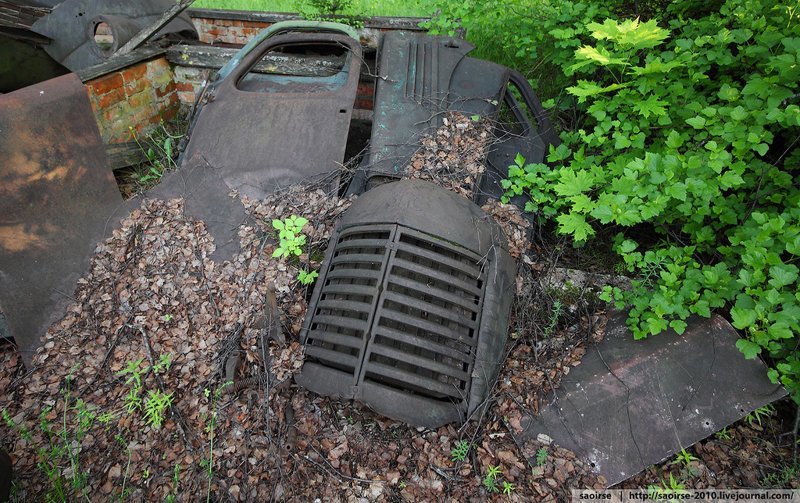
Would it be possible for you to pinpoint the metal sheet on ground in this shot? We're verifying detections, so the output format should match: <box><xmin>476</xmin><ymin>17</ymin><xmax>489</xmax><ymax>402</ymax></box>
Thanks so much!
<box><xmin>513</xmin><ymin>312</ymin><xmax>786</xmax><ymax>487</ymax></box>
<box><xmin>0</xmin><ymin>73</ymin><xmax>125</xmax><ymax>359</ymax></box>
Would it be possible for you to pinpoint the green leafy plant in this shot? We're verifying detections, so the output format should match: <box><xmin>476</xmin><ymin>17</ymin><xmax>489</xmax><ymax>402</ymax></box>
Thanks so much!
<box><xmin>129</xmin><ymin>121</ymin><xmax>183</xmax><ymax>187</ymax></box>
<box><xmin>502</xmin><ymin>480</ymin><xmax>515</xmax><ymax>496</ymax></box>
<box><xmin>3</xmin><ymin>374</ymin><xmax>97</xmax><ymax>501</ymax></box>
<box><xmin>671</xmin><ymin>448</ymin><xmax>698</xmax><ymax>467</ymax></box>
<box><xmin>201</xmin><ymin>381</ymin><xmax>231</xmax><ymax>503</ymax></box>
<box><xmin>498</xmin><ymin>4</ymin><xmax>800</xmax><ymax>404</ymax></box>
<box><xmin>647</xmin><ymin>473</ymin><xmax>687</xmax><ymax>497</ymax></box>
<box><xmin>745</xmin><ymin>404</ymin><xmax>775</xmax><ymax>427</ymax></box>
<box><xmin>298</xmin><ymin>268</ymin><xmax>319</xmax><ymax>286</ymax></box>
<box><xmin>298</xmin><ymin>0</ymin><xmax>364</xmax><ymax>27</ymax></box>
<box><xmin>272</xmin><ymin>215</ymin><xmax>309</xmax><ymax>259</ymax></box>
<box><xmin>715</xmin><ymin>427</ymin><xmax>732</xmax><ymax>441</ymax></box>
<box><xmin>450</xmin><ymin>440</ymin><xmax>471</xmax><ymax>462</ymax></box>
<box><xmin>483</xmin><ymin>464</ymin><xmax>503</xmax><ymax>493</ymax></box>
<box><xmin>142</xmin><ymin>390</ymin><xmax>174</xmax><ymax>429</ymax></box>
<box><xmin>165</xmin><ymin>464</ymin><xmax>182</xmax><ymax>503</ymax></box>
<box><xmin>535</xmin><ymin>447</ymin><xmax>549</xmax><ymax>466</ymax></box>
<box><xmin>153</xmin><ymin>353</ymin><xmax>173</xmax><ymax>374</ymax></box>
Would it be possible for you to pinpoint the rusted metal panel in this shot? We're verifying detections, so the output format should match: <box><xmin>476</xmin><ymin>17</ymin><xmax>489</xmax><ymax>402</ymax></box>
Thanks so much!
<box><xmin>296</xmin><ymin>180</ymin><xmax>516</xmax><ymax>428</ymax></box>
<box><xmin>513</xmin><ymin>312</ymin><xmax>786</xmax><ymax>486</ymax></box>
<box><xmin>0</xmin><ymin>73</ymin><xmax>127</xmax><ymax>360</ymax></box>
<box><xmin>360</xmin><ymin>31</ymin><xmax>554</xmax><ymax>199</ymax></box>
<box><xmin>180</xmin><ymin>30</ymin><xmax>362</xmax><ymax>201</ymax></box>
<box><xmin>30</xmin><ymin>0</ymin><xmax>197</xmax><ymax>72</ymax></box>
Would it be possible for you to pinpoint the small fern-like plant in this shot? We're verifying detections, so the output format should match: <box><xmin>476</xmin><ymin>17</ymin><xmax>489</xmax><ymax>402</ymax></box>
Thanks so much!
<box><xmin>450</xmin><ymin>440</ymin><xmax>470</xmax><ymax>462</ymax></box>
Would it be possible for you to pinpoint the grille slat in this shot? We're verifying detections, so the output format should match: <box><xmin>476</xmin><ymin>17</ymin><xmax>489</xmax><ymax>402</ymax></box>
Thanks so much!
<box><xmin>334</xmin><ymin>238</ymin><xmax>390</xmax><ymax>251</ymax></box>
<box><xmin>387</xmin><ymin>275</ymin><xmax>479</xmax><ymax>312</ymax></box>
<box><xmin>331</xmin><ymin>253</ymin><xmax>385</xmax><ymax>266</ymax></box>
<box><xmin>369</xmin><ymin>343</ymin><xmax>470</xmax><ymax>381</ymax></box>
<box><xmin>320</xmin><ymin>283</ymin><xmax>376</xmax><ymax>297</ymax></box>
<box><xmin>307</xmin><ymin>330</ymin><xmax>363</xmax><ymax>349</ymax></box>
<box><xmin>365</xmin><ymin>362</ymin><xmax>464</xmax><ymax>399</ymax></box>
<box><xmin>395</xmin><ymin>240</ymin><xmax>482</xmax><ymax>279</ymax></box>
<box><xmin>374</xmin><ymin>325</ymin><xmax>471</xmax><ymax>362</ymax></box>
<box><xmin>382</xmin><ymin>290</ymin><xmax>478</xmax><ymax>329</ymax></box>
<box><xmin>380</xmin><ymin>310</ymin><xmax>473</xmax><ymax>343</ymax></box>
<box><xmin>306</xmin><ymin>345</ymin><xmax>359</xmax><ymax>368</ymax></box>
<box><xmin>311</xmin><ymin>314</ymin><xmax>369</xmax><ymax>333</ymax></box>
<box><xmin>392</xmin><ymin>257</ymin><xmax>482</xmax><ymax>296</ymax></box>
<box><xmin>317</xmin><ymin>298</ymin><xmax>372</xmax><ymax>314</ymax></box>
<box><xmin>326</xmin><ymin>268</ymin><xmax>381</xmax><ymax>281</ymax></box>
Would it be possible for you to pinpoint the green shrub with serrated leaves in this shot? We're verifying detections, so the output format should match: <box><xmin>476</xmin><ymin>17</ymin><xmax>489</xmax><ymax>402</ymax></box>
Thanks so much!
<box><xmin>431</xmin><ymin>0</ymin><xmax>800</xmax><ymax>403</ymax></box>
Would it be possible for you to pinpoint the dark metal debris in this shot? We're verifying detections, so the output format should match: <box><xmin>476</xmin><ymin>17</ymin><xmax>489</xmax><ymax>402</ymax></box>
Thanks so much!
<box><xmin>30</xmin><ymin>0</ymin><xmax>197</xmax><ymax>72</ymax></box>
<box><xmin>513</xmin><ymin>312</ymin><xmax>787</xmax><ymax>486</ymax></box>
<box><xmin>360</xmin><ymin>30</ymin><xmax>557</xmax><ymax>197</ymax></box>
<box><xmin>0</xmin><ymin>73</ymin><xmax>128</xmax><ymax>360</ymax></box>
<box><xmin>180</xmin><ymin>28</ymin><xmax>362</xmax><ymax>201</ymax></box>
<box><xmin>296</xmin><ymin>180</ymin><xmax>516</xmax><ymax>428</ymax></box>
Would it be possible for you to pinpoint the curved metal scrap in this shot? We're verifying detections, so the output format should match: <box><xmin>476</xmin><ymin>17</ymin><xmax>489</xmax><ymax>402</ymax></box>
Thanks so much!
<box><xmin>30</xmin><ymin>0</ymin><xmax>197</xmax><ymax>71</ymax></box>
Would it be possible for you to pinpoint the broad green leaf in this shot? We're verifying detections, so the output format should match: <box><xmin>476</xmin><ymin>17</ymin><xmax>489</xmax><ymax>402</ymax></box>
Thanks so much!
<box><xmin>566</xmin><ymin>80</ymin><xmax>628</xmax><ymax>103</ymax></box>
<box><xmin>573</xmin><ymin>45</ymin><xmax>626</xmax><ymax>67</ymax></box>
<box><xmin>587</xmin><ymin>18</ymin><xmax>669</xmax><ymax>50</ymax></box>
<box><xmin>554</xmin><ymin>169</ymin><xmax>594</xmax><ymax>196</ymax></box>
<box><xmin>731</xmin><ymin>307</ymin><xmax>757</xmax><ymax>329</ymax></box>
<box><xmin>685</xmin><ymin>116</ymin><xmax>706</xmax><ymax>129</ymax></box>
<box><xmin>669</xmin><ymin>319</ymin><xmax>688</xmax><ymax>334</ymax></box>
<box><xmin>729</xmin><ymin>106</ymin><xmax>748</xmax><ymax>121</ymax></box>
<box><xmin>556</xmin><ymin>213</ymin><xmax>595</xmax><ymax>242</ymax></box>
<box><xmin>633</xmin><ymin>95</ymin><xmax>668</xmax><ymax>118</ymax></box>
<box><xmin>769</xmin><ymin>263</ymin><xmax>798</xmax><ymax>288</ymax></box>
<box><xmin>736</xmin><ymin>339</ymin><xmax>761</xmax><ymax>359</ymax></box>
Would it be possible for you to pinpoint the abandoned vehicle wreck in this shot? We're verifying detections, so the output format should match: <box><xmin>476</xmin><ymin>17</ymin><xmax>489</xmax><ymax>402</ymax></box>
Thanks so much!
<box><xmin>0</xmin><ymin>3</ymin><xmax>790</xmax><ymax>500</ymax></box>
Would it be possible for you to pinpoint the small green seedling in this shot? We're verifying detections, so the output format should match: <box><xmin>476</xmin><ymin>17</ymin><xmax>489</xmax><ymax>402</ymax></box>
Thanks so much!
<box><xmin>272</xmin><ymin>215</ymin><xmax>309</xmax><ymax>259</ymax></box>
<box><xmin>298</xmin><ymin>269</ymin><xmax>318</xmax><ymax>285</ymax></box>
<box><xmin>483</xmin><ymin>464</ymin><xmax>502</xmax><ymax>493</ymax></box>
<box><xmin>502</xmin><ymin>481</ymin><xmax>515</xmax><ymax>495</ymax></box>
<box><xmin>143</xmin><ymin>390</ymin><xmax>173</xmax><ymax>429</ymax></box>
<box><xmin>745</xmin><ymin>404</ymin><xmax>775</xmax><ymax>427</ymax></box>
<box><xmin>715</xmin><ymin>427</ymin><xmax>731</xmax><ymax>441</ymax></box>
<box><xmin>535</xmin><ymin>447</ymin><xmax>548</xmax><ymax>466</ymax></box>
<box><xmin>671</xmin><ymin>448</ymin><xmax>698</xmax><ymax>467</ymax></box>
<box><xmin>450</xmin><ymin>440</ymin><xmax>470</xmax><ymax>462</ymax></box>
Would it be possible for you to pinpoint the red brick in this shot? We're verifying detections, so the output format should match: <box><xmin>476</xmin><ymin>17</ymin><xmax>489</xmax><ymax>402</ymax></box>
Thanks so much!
<box><xmin>125</xmin><ymin>77</ymin><xmax>148</xmax><ymax>96</ymax></box>
<box><xmin>174</xmin><ymin>81</ymin><xmax>194</xmax><ymax>93</ymax></box>
<box><xmin>121</xmin><ymin>63</ymin><xmax>147</xmax><ymax>83</ymax></box>
<box><xmin>89</xmin><ymin>72</ymin><xmax>123</xmax><ymax>95</ymax></box>
<box><xmin>127</xmin><ymin>90</ymin><xmax>153</xmax><ymax>110</ymax></box>
<box><xmin>155</xmin><ymin>81</ymin><xmax>177</xmax><ymax>98</ymax></box>
<box><xmin>96</xmin><ymin>87</ymin><xmax>126</xmax><ymax>108</ymax></box>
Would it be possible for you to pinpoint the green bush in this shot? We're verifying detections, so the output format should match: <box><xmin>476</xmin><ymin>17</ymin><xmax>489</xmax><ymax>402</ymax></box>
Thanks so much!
<box><xmin>434</xmin><ymin>0</ymin><xmax>800</xmax><ymax>403</ymax></box>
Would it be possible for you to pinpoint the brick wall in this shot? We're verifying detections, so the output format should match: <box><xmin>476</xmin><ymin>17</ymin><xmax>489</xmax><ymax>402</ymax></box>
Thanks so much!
<box><xmin>173</xmin><ymin>66</ymin><xmax>212</xmax><ymax>106</ymax></box>
<box><xmin>193</xmin><ymin>17</ymin><xmax>265</xmax><ymax>45</ymax></box>
<box><xmin>85</xmin><ymin>57</ymin><xmax>179</xmax><ymax>143</ymax></box>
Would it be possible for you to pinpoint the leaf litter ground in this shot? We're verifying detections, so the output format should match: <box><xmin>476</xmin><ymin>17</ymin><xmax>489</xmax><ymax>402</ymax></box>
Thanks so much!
<box><xmin>0</xmin><ymin>113</ymin><xmax>797</xmax><ymax>501</ymax></box>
